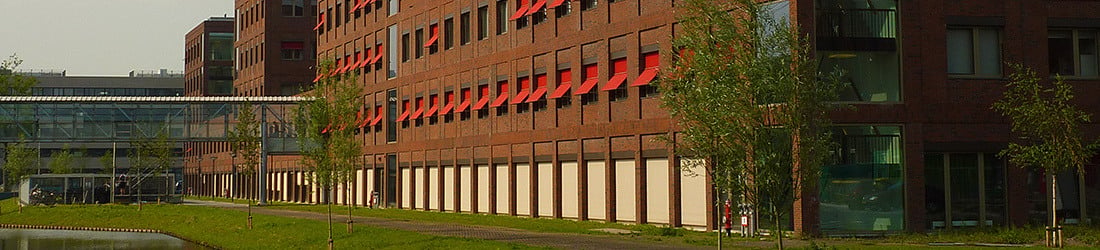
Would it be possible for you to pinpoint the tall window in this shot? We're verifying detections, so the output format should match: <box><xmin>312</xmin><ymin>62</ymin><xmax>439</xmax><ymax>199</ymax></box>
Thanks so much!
<box><xmin>607</xmin><ymin>58</ymin><xmax>628</xmax><ymax>101</ymax></box>
<box><xmin>388</xmin><ymin>0</ymin><xmax>399</xmax><ymax>16</ymax></box>
<box><xmin>477</xmin><ymin>6</ymin><xmax>489</xmax><ymax>40</ymax></box>
<box><xmin>820</xmin><ymin>126</ymin><xmax>904</xmax><ymax>232</ymax></box>
<box><xmin>460</xmin><ymin>11</ymin><xmax>472</xmax><ymax>45</ymax></box>
<box><xmin>1049</xmin><ymin>29</ymin><xmax>1099</xmax><ymax>77</ymax></box>
<box><xmin>414</xmin><ymin>28</ymin><xmax>424</xmax><ymax>59</ymax></box>
<box><xmin>386</xmin><ymin>89</ymin><xmax>398</xmax><ymax>142</ymax></box>
<box><xmin>554</xmin><ymin>69</ymin><xmax>572</xmax><ymax>108</ymax></box>
<box><xmin>580</xmin><ymin>63</ymin><xmax>599</xmax><ymax>105</ymax></box>
<box><xmin>496</xmin><ymin>0</ymin><xmax>509</xmax><ymax>35</ymax></box>
<box><xmin>401</xmin><ymin>32</ymin><xmax>410</xmax><ymax>62</ymax></box>
<box><xmin>515</xmin><ymin>0</ymin><xmax>529</xmax><ymax>29</ymax></box>
<box><xmin>387</xmin><ymin>25</ymin><xmax>399</xmax><ymax>78</ymax></box>
<box><xmin>282</xmin><ymin>0</ymin><xmax>305</xmax><ymax>17</ymax></box>
<box><xmin>946</xmin><ymin>27</ymin><xmax>1001</xmax><ymax>77</ymax></box>
<box><xmin>281</xmin><ymin>41</ymin><xmax>304</xmax><ymax>60</ymax></box>
<box><xmin>444</xmin><ymin>17</ymin><xmax>455</xmax><ymax>50</ymax></box>
<box><xmin>638</xmin><ymin>51</ymin><xmax>660</xmax><ymax>97</ymax></box>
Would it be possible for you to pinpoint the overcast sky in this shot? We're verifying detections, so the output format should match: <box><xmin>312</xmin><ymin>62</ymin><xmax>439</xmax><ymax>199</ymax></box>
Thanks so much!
<box><xmin>0</xmin><ymin>0</ymin><xmax>234</xmax><ymax>76</ymax></box>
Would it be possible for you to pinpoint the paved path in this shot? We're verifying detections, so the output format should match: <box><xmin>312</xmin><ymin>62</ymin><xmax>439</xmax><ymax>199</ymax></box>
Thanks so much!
<box><xmin>183</xmin><ymin>199</ymin><xmax>708</xmax><ymax>249</ymax></box>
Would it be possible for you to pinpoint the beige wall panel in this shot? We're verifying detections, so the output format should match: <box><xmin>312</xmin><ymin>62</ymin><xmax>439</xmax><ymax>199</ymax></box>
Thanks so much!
<box><xmin>537</xmin><ymin>162</ymin><xmax>554</xmax><ymax>217</ymax></box>
<box><xmin>587</xmin><ymin>161</ymin><xmax>606</xmax><ymax>220</ymax></box>
<box><xmin>561</xmin><ymin>161</ymin><xmax>579</xmax><ymax>218</ymax></box>
<box><xmin>516</xmin><ymin>163</ymin><xmax>531</xmax><ymax>216</ymax></box>
<box><xmin>444</xmin><ymin>165</ymin><xmax>455</xmax><ymax>211</ymax></box>
<box><xmin>429</xmin><ymin>167</ymin><xmax>439</xmax><ymax>210</ymax></box>
<box><xmin>647</xmin><ymin>158</ymin><xmax>670</xmax><ymax>224</ymax></box>
<box><xmin>495</xmin><ymin>164</ymin><xmax>509</xmax><ymax>214</ymax></box>
<box><xmin>364</xmin><ymin>170</ymin><xmax>375</xmax><ymax>206</ymax></box>
<box><xmin>401</xmin><ymin>168</ymin><xmax>411</xmax><ymax>209</ymax></box>
<box><xmin>477</xmin><ymin>164</ymin><xmax>490</xmax><ymax>213</ymax></box>
<box><xmin>460</xmin><ymin>165</ymin><xmax>472</xmax><ymax>212</ymax></box>
<box><xmin>681</xmin><ymin>158</ymin><xmax>708</xmax><ymax>227</ymax></box>
<box><xmin>615</xmin><ymin>160</ymin><xmax>637</xmax><ymax>222</ymax></box>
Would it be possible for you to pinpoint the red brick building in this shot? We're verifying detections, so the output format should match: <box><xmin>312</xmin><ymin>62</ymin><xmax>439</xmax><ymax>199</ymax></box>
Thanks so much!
<box><xmin>235</xmin><ymin>0</ymin><xmax>318</xmax><ymax>96</ymax></box>
<box><xmin>192</xmin><ymin>0</ymin><xmax>1100</xmax><ymax>235</ymax></box>
<box><xmin>184</xmin><ymin>17</ymin><xmax>235</xmax><ymax>97</ymax></box>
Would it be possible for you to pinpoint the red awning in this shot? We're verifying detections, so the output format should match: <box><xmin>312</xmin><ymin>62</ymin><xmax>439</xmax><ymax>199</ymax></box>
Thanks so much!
<box><xmin>574</xmin><ymin>78</ymin><xmax>599</xmax><ymax>95</ymax></box>
<box><xmin>510</xmin><ymin>0</ymin><xmax>530</xmax><ymax>20</ymax></box>
<box><xmin>511</xmin><ymin>78</ymin><xmax>530</xmax><ymax>104</ymax></box>
<box><xmin>313</xmin><ymin>13</ymin><xmax>326</xmax><ymax>31</ymax></box>
<box><xmin>313</xmin><ymin>74</ymin><xmax>323</xmax><ymax>82</ymax></box>
<box><xmin>423</xmin><ymin>24</ymin><xmax>439</xmax><ymax>48</ymax></box>
<box><xmin>425</xmin><ymin>96</ymin><xmax>439</xmax><ymax>116</ymax></box>
<box><xmin>632</xmin><ymin>68</ymin><xmax>658</xmax><ymax>87</ymax></box>
<box><xmin>358</xmin><ymin>50</ymin><xmax>372</xmax><ymax>68</ymax></box>
<box><xmin>371</xmin><ymin>45</ymin><xmax>384</xmax><ymax>63</ymax></box>
<box><xmin>490</xmin><ymin>92</ymin><xmax>509</xmax><ymax>107</ymax></box>
<box><xmin>411</xmin><ymin>98</ymin><xmax>424</xmax><ymax>119</ymax></box>
<box><xmin>525</xmin><ymin>0</ymin><xmax>546</xmax><ymax>16</ymax></box>
<box><xmin>526</xmin><ymin>74</ymin><xmax>547</xmax><ymax>102</ymax></box>
<box><xmin>439</xmin><ymin>92</ymin><xmax>455</xmax><ymax>115</ymax></box>
<box><xmin>473</xmin><ymin>96</ymin><xmax>490</xmax><ymax>110</ymax></box>
<box><xmin>357</xmin><ymin>109</ymin><xmax>371</xmax><ymax>128</ymax></box>
<box><xmin>397</xmin><ymin>101</ymin><xmax>410</xmax><ymax>121</ymax></box>
<box><xmin>602</xmin><ymin>74</ymin><xmax>627</xmax><ymax>91</ymax></box>
<box><xmin>455</xmin><ymin>89</ymin><xmax>472</xmax><ymax>112</ymax></box>
<box><xmin>547</xmin><ymin>0</ymin><xmax>566</xmax><ymax>8</ymax></box>
<box><xmin>549</xmin><ymin>82</ymin><xmax>570</xmax><ymax>98</ymax></box>
<box><xmin>370</xmin><ymin>107</ymin><xmax>384</xmax><ymax>126</ymax></box>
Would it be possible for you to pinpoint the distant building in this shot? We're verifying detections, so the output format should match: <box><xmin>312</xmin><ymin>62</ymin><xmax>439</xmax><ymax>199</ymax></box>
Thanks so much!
<box><xmin>185</xmin><ymin>17</ymin><xmax>235</xmax><ymax>97</ymax></box>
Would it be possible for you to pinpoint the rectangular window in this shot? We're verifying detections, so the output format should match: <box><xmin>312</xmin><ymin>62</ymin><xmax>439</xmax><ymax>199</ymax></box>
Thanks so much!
<box><xmin>477</xmin><ymin>6</ymin><xmax>489</xmax><ymax>40</ymax></box>
<box><xmin>444</xmin><ymin>17</ymin><xmax>455</xmax><ymax>50</ymax></box>
<box><xmin>947</xmin><ymin>27</ymin><xmax>1001</xmax><ymax>77</ymax></box>
<box><xmin>387</xmin><ymin>25</ymin><xmax>399</xmax><ymax>78</ymax></box>
<box><xmin>515</xmin><ymin>0</ymin><xmax>529</xmax><ymax>29</ymax></box>
<box><xmin>414</xmin><ymin>28</ymin><xmax>424</xmax><ymax>59</ymax></box>
<box><xmin>388</xmin><ymin>0</ymin><xmax>399</xmax><ymax>16</ymax></box>
<box><xmin>493</xmin><ymin>80</ymin><xmax>510</xmax><ymax>116</ymax></box>
<box><xmin>580</xmin><ymin>63</ymin><xmax>599</xmax><ymax>105</ymax></box>
<box><xmin>386</xmin><ymin>89</ymin><xmax>398</xmax><ymax>142</ymax></box>
<box><xmin>552</xmin><ymin>68</ymin><xmax>572</xmax><ymax>108</ymax></box>
<box><xmin>581</xmin><ymin>0</ymin><xmax>597</xmax><ymax>11</ymax></box>
<box><xmin>402</xmin><ymin>32</ymin><xmax>410</xmax><ymax>62</ymax></box>
<box><xmin>606</xmin><ymin>58</ymin><xmax>628</xmax><ymax>101</ymax></box>
<box><xmin>496</xmin><ymin>0</ymin><xmax>509</xmax><ymax>35</ymax></box>
<box><xmin>514</xmin><ymin>76</ymin><xmax>531</xmax><ymax>113</ymax></box>
<box><xmin>554</xmin><ymin>1</ymin><xmax>571</xmax><ymax>18</ymax></box>
<box><xmin>460</xmin><ymin>11</ymin><xmax>472</xmax><ymax>45</ymax></box>
<box><xmin>442</xmin><ymin>91</ymin><xmax>455</xmax><ymax>123</ymax></box>
<box><xmin>530</xmin><ymin>0</ymin><xmax>547</xmax><ymax>25</ymax></box>
<box><xmin>820</xmin><ymin>126</ymin><xmax>904</xmax><ymax>232</ymax></box>
<box><xmin>459</xmin><ymin>87</ymin><xmax>473</xmax><ymax>120</ymax></box>
<box><xmin>1049</xmin><ymin>29</ymin><xmax>1099</xmax><ymax>77</ymax></box>
<box><xmin>530</xmin><ymin>74</ymin><xmax>548</xmax><ymax>111</ymax></box>
<box><xmin>477</xmin><ymin>84</ymin><xmax>491</xmax><ymax>118</ymax></box>
<box><xmin>209</xmin><ymin>33</ymin><xmax>234</xmax><ymax>61</ymax></box>
<box><xmin>280</xmin><ymin>41</ymin><xmax>304</xmax><ymax>60</ymax></box>
<box><xmin>282</xmin><ymin>0</ymin><xmax>305</xmax><ymax>17</ymax></box>
<box><xmin>426</xmin><ymin>23</ymin><xmax>439</xmax><ymax>54</ymax></box>
<box><xmin>636</xmin><ymin>52</ymin><xmax>660</xmax><ymax>97</ymax></box>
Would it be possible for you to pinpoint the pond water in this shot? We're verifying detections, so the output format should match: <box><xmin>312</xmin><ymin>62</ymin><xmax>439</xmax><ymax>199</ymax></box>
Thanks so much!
<box><xmin>0</xmin><ymin>228</ymin><xmax>208</xmax><ymax>250</ymax></box>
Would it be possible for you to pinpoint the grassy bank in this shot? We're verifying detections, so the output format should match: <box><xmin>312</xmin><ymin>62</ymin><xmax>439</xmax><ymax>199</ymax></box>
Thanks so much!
<box><xmin>0</xmin><ymin>198</ymin><xmax>538</xmax><ymax>250</ymax></box>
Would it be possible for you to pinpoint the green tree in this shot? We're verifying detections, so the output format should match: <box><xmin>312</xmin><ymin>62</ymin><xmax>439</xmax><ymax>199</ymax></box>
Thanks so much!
<box><xmin>662</xmin><ymin>0</ymin><xmax>843</xmax><ymax>248</ymax></box>
<box><xmin>4</xmin><ymin>136</ymin><xmax>38</xmax><ymax>191</ymax></box>
<box><xmin>98</xmin><ymin>149</ymin><xmax>115</xmax><ymax>175</ymax></box>
<box><xmin>992</xmin><ymin>65</ymin><xmax>1099</xmax><ymax>247</ymax></box>
<box><xmin>229</xmin><ymin>101</ymin><xmax>261</xmax><ymax>228</ymax></box>
<box><xmin>293</xmin><ymin>61</ymin><xmax>364</xmax><ymax>248</ymax></box>
<box><xmin>49</xmin><ymin>144</ymin><xmax>74</xmax><ymax>174</ymax></box>
<box><xmin>0</xmin><ymin>54</ymin><xmax>37</xmax><ymax>95</ymax></box>
<box><xmin>128</xmin><ymin>125</ymin><xmax>173</xmax><ymax>209</ymax></box>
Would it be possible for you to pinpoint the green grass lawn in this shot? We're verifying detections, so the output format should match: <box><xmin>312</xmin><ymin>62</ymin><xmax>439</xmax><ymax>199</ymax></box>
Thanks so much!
<box><xmin>0</xmin><ymin>198</ymin><xmax>540</xmax><ymax>250</ymax></box>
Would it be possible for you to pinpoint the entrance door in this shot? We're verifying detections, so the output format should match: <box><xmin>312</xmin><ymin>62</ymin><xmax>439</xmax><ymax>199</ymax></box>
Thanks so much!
<box><xmin>925</xmin><ymin>153</ymin><xmax>1006</xmax><ymax>230</ymax></box>
<box><xmin>385</xmin><ymin>154</ymin><xmax>398</xmax><ymax>206</ymax></box>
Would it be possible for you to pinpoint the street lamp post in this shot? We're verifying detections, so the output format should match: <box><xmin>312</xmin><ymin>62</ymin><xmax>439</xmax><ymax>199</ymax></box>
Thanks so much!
<box><xmin>230</xmin><ymin>151</ymin><xmax>237</xmax><ymax>201</ymax></box>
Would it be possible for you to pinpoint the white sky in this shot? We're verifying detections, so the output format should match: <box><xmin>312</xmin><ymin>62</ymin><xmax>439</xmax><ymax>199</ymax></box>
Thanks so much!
<box><xmin>0</xmin><ymin>0</ymin><xmax>234</xmax><ymax>76</ymax></box>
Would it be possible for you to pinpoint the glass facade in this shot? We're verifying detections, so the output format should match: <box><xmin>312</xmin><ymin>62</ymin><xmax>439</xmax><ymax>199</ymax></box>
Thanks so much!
<box><xmin>924</xmin><ymin>153</ymin><xmax>1007</xmax><ymax>229</ymax></box>
<box><xmin>819</xmin><ymin>126</ymin><xmax>904</xmax><ymax>232</ymax></box>
<box><xmin>33</xmin><ymin>88</ymin><xmax>183</xmax><ymax>97</ymax></box>
<box><xmin>209</xmin><ymin>33</ymin><xmax>235</xmax><ymax>61</ymax></box>
<box><xmin>816</xmin><ymin>0</ymin><xmax>900</xmax><ymax>102</ymax></box>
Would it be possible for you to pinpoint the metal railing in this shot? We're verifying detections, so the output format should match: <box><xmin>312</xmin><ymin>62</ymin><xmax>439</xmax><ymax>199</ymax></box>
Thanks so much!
<box><xmin>816</xmin><ymin>9</ymin><xmax>897</xmax><ymax>39</ymax></box>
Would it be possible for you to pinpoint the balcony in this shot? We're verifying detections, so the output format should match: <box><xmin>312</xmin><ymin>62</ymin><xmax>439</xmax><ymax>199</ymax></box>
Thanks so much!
<box><xmin>816</xmin><ymin>9</ymin><xmax>897</xmax><ymax>51</ymax></box>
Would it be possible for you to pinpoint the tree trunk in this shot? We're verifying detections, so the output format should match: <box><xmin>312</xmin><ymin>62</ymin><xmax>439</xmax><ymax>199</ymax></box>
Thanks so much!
<box><xmin>1049</xmin><ymin>173</ymin><xmax>1060</xmax><ymax>248</ymax></box>
<box><xmin>774</xmin><ymin>203</ymin><xmax>783</xmax><ymax>250</ymax></box>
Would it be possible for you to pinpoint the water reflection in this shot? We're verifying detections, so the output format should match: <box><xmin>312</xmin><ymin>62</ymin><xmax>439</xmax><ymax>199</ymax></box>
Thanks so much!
<box><xmin>0</xmin><ymin>228</ymin><xmax>207</xmax><ymax>250</ymax></box>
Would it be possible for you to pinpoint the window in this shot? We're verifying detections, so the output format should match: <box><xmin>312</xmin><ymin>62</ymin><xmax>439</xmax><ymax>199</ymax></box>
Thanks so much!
<box><xmin>606</xmin><ymin>58</ymin><xmax>628</xmax><ymax>101</ymax></box>
<box><xmin>819</xmin><ymin>126</ymin><xmax>904</xmax><ymax>232</ymax></box>
<box><xmin>444</xmin><ymin>17</ymin><xmax>455</xmax><ymax>50</ymax></box>
<box><xmin>492</xmin><ymin>80</ymin><xmax>509</xmax><ymax>116</ymax></box>
<box><xmin>460</xmin><ymin>12</ymin><xmax>471</xmax><ymax>45</ymax></box>
<box><xmin>925</xmin><ymin>153</ymin><xmax>1007</xmax><ymax>230</ymax></box>
<box><xmin>388</xmin><ymin>25</ymin><xmax>399</xmax><ymax>78</ymax></box>
<box><xmin>427</xmin><ymin>94</ymin><xmax>439</xmax><ymax>124</ymax></box>
<box><xmin>209</xmin><ymin>33</ymin><xmax>234</xmax><ymax>61</ymax></box>
<box><xmin>477</xmin><ymin>6</ymin><xmax>489</xmax><ymax>40</ymax></box>
<box><xmin>388</xmin><ymin>0</ymin><xmax>399</xmax><ymax>16</ymax></box>
<box><xmin>326</xmin><ymin>7</ymin><xmax>333</xmax><ymax>31</ymax></box>
<box><xmin>476</xmin><ymin>84</ymin><xmax>491</xmax><ymax>118</ymax></box>
<box><xmin>530</xmin><ymin>74</ymin><xmax>548</xmax><ymax>111</ymax></box>
<box><xmin>579</xmin><ymin>63</ymin><xmax>599</xmax><ymax>105</ymax></box>
<box><xmin>459</xmin><ymin>87</ymin><xmax>473</xmax><ymax>121</ymax></box>
<box><xmin>282</xmin><ymin>0</ymin><xmax>305</xmax><ymax>17</ymax></box>
<box><xmin>515</xmin><ymin>0</ymin><xmax>529</xmax><ymax>29</ymax></box>
<box><xmin>1049</xmin><ymin>29</ymin><xmax>1099</xmax><ymax>77</ymax></box>
<box><xmin>442</xmin><ymin>91</ymin><xmax>455</xmax><ymax>123</ymax></box>
<box><xmin>386</xmin><ymin>89</ymin><xmax>398</xmax><ymax>142</ymax></box>
<box><xmin>531</xmin><ymin>0</ymin><xmax>547</xmax><ymax>25</ymax></box>
<box><xmin>514</xmin><ymin>76</ymin><xmax>531</xmax><ymax>113</ymax></box>
<box><xmin>947</xmin><ymin>27</ymin><xmax>1001</xmax><ymax>77</ymax></box>
<box><xmin>414</xmin><ymin>28</ymin><xmax>423</xmax><ymax>59</ymax></box>
<box><xmin>636</xmin><ymin>51</ymin><xmax>660</xmax><ymax>97</ymax></box>
<box><xmin>281</xmin><ymin>41</ymin><xmax>304</xmax><ymax>60</ymax></box>
<box><xmin>496</xmin><ymin>0</ymin><xmax>509</xmax><ymax>35</ymax></box>
<box><xmin>426</xmin><ymin>24</ymin><xmax>440</xmax><ymax>54</ymax></box>
<box><xmin>401</xmin><ymin>32</ymin><xmax>410</xmax><ymax>62</ymax></box>
<box><xmin>552</xmin><ymin>68</ymin><xmax>572</xmax><ymax>108</ymax></box>
<box><xmin>581</xmin><ymin>0</ymin><xmax>597</xmax><ymax>11</ymax></box>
